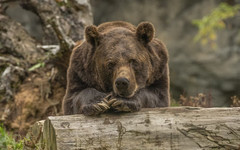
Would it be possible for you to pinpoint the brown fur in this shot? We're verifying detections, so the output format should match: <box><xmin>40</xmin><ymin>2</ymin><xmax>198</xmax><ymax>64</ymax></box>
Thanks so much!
<box><xmin>63</xmin><ymin>21</ymin><xmax>170</xmax><ymax>115</ymax></box>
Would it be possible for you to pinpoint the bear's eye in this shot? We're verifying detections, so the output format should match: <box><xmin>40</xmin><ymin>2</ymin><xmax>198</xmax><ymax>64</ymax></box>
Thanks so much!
<box><xmin>107</xmin><ymin>62</ymin><xmax>115</xmax><ymax>70</ymax></box>
<box><xmin>130</xmin><ymin>59</ymin><xmax>139</xmax><ymax>68</ymax></box>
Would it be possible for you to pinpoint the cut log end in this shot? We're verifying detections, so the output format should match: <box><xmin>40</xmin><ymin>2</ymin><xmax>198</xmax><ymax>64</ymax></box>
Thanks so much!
<box><xmin>25</xmin><ymin>107</ymin><xmax>240</xmax><ymax>150</ymax></box>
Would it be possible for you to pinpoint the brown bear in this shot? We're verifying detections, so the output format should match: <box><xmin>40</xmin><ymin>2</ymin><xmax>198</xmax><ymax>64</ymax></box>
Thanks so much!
<box><xmin>63</xmin><ymin>21</ymin><xmax>170</xmax><ymax>115</ymax></box>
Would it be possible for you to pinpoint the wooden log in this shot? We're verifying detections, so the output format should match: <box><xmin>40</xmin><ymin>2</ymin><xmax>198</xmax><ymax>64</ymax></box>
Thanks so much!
<box><xmin>25</xmin><ymin>107</ymin><xmax>240</xmax><ymax>150</ymax></box>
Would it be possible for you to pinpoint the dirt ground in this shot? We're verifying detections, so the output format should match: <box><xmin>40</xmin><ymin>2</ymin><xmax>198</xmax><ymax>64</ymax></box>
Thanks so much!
<box><xmin>1</xmin><ymin>65</ymin><xmax>65</xmax><ymax>135</ymax></box>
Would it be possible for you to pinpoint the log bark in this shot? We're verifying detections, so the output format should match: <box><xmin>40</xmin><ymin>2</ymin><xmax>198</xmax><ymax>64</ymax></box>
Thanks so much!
<box><xmin>25</xmin><ymin>107</ymin><xmax>240</xmax><ymax>150</ymax></box>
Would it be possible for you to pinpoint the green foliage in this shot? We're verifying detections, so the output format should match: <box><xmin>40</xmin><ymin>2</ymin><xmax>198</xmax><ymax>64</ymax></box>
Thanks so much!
<box><xmin>192</xmin><ymin>3</ymin><xmax>240</xmax><ymax>49</ymax></box>
<box><xmin>28</xmin><ymin>62</ymin><xmax>45</xmax><ymax>72</ymax></box>
<box><xmin>170</xmin><ymin>99</ymin><xmax>180</xmax><ymax>107</ymax></box>
<box><xmin>0</xmin><ymin>125</ymin><xmax>23</xmax><ymax>150</ymax></box>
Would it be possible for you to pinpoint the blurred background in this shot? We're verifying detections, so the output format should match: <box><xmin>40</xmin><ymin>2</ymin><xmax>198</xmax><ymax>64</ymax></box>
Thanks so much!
<box><xmin>0</xmin><ymin>0</ymin><xmax>239</xmax><ymax>147</ymax></box>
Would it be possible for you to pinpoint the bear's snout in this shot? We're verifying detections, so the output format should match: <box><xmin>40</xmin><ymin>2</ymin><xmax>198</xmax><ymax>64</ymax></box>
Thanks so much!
<box><xmin>115</xmin><ymin>77</ymin><xmax>129</xmax><ymax>90</ymax></box>
<box><xmin>113</xmin><ymin>66</ymin><xmax>137</xmax><ymax>98</ymax></box>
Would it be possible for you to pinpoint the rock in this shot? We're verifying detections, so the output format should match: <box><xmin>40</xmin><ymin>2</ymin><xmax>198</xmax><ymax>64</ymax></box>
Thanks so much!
<box><xmin>20</xmin><ymin>0</ymin><xmax>92</xmax><ymax>44</ymax></box>
<box><xmin>0</xmin><ymin>65</ymin><xmax>25</xmax><ymax>102</ymax></box>
<box><xmin>0</xmin><ymin>15</ymin><xmax>44</xmax><ymax>65</ymax></box>
<box><xmin>0</xmin><ymin>0</ymin><xmax>93</xmax><ymax>133</ymax></box>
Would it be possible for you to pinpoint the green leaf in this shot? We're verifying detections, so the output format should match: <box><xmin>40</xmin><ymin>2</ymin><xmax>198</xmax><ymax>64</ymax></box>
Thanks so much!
<box><xmin>28</xmin><ymin>62</ymin><xmax>45</xmax><ymax>72</ymax></box>
<box><xmin>0</xmin><ymin>124</ymin><xmax>23</xmax><ymax>150</ymax></box>
<box><xmin>192</xmin><ymin>2</ymin><xmax>240</xmax><ymax>49</ymax></box>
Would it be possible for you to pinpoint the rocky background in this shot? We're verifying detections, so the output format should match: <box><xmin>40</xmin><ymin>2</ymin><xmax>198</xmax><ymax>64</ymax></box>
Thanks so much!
<box><xmin>0</xmin><ymin>0</ymin><xmax>92</xmax><ymax>134</ymax></box>
<box><xmin>0</xmin><ymin>0</ymin><xmax>239</xmax><ymax>136</ymax></box>
<box><xmin>91</xmin><ymin>0</ymin><xmax>240</xmax><ymax>106</ymax></box>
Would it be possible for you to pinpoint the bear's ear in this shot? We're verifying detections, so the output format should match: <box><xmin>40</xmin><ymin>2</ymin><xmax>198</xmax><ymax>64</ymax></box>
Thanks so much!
<box><xmin>85</xmin><ymin>25</ymin><xmax>100</xmax><ymax>46</ymax></box>
<box><xmin>136</xmin><ymin>22</ymin><xmax>155</xmax><ymax>44</ymax></box>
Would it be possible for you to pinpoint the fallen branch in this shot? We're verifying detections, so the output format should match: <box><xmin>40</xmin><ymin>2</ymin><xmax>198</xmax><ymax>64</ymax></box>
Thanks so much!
<box><xmin>25</xmin><ymin>107</ymin><xmax>240</xmax><ymax>150</ymax></box>
<box><xmin>36</xmin><ymin>45</ymin><xmax>60</xmax><ymax>55</ymax></box>
<box><xmin>46</xmin><ymin>16</ymin><xmax>76</xmax><ymax>81</ymax></box>
<box><xmin>49</xmin><ymin>16</ymin><xmax>75</xmax><ymax>51</ymax></box>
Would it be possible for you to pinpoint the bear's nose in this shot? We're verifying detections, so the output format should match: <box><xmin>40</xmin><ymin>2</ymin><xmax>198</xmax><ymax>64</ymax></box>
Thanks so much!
<box><xmin>115</xmin><ymin>78</ymin><xmax>129</xmax><ymax>90</ymax></box>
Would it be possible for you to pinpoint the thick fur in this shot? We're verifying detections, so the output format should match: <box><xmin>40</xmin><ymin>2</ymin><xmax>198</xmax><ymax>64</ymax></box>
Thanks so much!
<box><xmin>63</xmin><ymin>21</ymin><xmax>170</xmax><ymax>115</ymax></box>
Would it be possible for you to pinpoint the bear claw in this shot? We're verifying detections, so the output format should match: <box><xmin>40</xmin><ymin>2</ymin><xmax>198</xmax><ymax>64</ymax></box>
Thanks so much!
<box><xmin>92</xmin><ymin>100</ymin><xmax>110</xmax><ymax>114</ymax></box>
<box><xmin>107</xmin><ymin>98</ymin><xmax>118</xmax><ymax>105</ymax></box>
<box><xmin>97</xmin><ymin>102</ymin><xmax>110</xmax><ymax>110</ymax></box>
<box><xmin>109</xmin><ymin>100</ymin><xmax>132</xmax><ymax>112</ymax></box>
<box><xmin>111</xmin><ymin>100</ymin><xmax>124</xmax><ymax>107</ymax></box>
<box><xmin>93</xmin><ymin>104</ymin><xmax>102</xmax><ymax>112</ymax></box>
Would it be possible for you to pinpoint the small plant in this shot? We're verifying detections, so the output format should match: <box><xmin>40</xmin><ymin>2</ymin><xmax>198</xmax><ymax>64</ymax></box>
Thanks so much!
<box><xmin>231</xmin><ymin>96</ymin><xmax>240</xmax><ymax>107</ymax></box>
<box><xmin>170</xmin><ymin>98</ymin><xmax>180</xmax><ymax>107</ymax></box>
<box><xmin>0</xmin><ymin>125</ymin><xmax>23</xmax><ymax>150</ymax></box>
<box><xmin>28</xmin><ymin>62</ymin><xmax>45</xmax><ymax>72</ymax></box>
<box><xmin>192</xmin><ymin>3</ymin><xmax>240</xmax><ymax>49</ymax></box>
<box><xmin>179</xmin><ymin>93</ymin><xmax>212</xmax><ymax>107</ymax></box>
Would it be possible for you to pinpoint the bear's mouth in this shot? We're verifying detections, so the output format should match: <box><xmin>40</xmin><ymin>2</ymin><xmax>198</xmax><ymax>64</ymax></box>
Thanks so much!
<box><xmin>114</xmin><ymin>84</ymin><xmax>138</xmax><ymax>98</ymax></box>
<box><xmin>118</xmin><ymin>91</ymin><xmax>135</xmax><ymax>98</ymax></box>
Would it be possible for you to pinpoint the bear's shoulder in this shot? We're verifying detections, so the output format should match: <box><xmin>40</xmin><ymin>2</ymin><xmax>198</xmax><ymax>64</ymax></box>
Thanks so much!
<box><xmin>97</xmin><ymin>21</ymin><xmax>136</xmax><ymax>33</ymax></box>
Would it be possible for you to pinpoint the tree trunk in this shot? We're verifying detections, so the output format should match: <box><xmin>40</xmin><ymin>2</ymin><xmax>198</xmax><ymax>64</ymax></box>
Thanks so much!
<box><xmin>25</xmin><ymin>107</ymin><xmax>240</xmax><ymax>150</ymax></box>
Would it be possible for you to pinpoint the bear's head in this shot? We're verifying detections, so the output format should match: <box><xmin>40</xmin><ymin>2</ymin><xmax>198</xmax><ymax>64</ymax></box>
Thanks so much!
<box><xmin>84</xmin><ymin>22</ymin><xmax>163</xmax><ymax>98</ymax></box>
